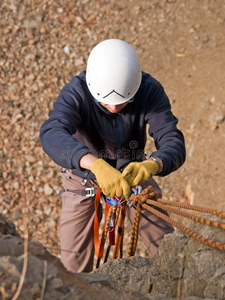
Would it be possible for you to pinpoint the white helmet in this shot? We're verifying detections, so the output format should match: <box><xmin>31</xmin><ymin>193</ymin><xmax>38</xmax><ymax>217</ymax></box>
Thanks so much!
<box><xmin>86</xmin><ymin>39</ymin><xmax>142</xmax><ymax>105</ymax></box>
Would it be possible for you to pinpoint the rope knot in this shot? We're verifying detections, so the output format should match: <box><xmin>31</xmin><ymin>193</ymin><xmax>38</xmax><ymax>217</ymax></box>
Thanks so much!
<box><xmin>130</xmin><ymin>186</ymin><xmax>158</xmax><ymax>208</ymax></box>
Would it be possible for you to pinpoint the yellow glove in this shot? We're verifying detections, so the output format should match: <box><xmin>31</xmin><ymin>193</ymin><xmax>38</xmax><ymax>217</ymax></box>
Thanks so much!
<box><xmin>122</xmin><ymin>160</ymin><xmax>158</xmax><ymax>187</ymax></box>
<box><xmin>90</xmin><ymin>159</ymin><xmax>130</xmax><ymax>199</ymax></box>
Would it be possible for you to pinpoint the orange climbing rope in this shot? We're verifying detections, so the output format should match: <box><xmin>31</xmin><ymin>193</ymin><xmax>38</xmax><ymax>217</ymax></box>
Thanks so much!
<box><xmin>143</xmin><ymin>203</ymin><xmax>225</xmax><ymax>251</ymax></box>
<box><xmin>146</xmin><ymin>199</ymin><xmax>225</xmax><ymax>230</ymax></box>
<box><xmin>157</xmin><ymin>198</ymin><xmax>225</xmax><ymax>219</ymax></box>
<box><xmin>94</xmin><ymin>185</ymin><xmax>225</xmax><ymax>269</ymax></box>
<box><xmin>132</xmin><ymin>186</ymin><xmax>225</xmax><ymax>253</ymax></box>
<box><xmin>113</xmin><ymin>203</ymin><xmax>127</xmax><ymax>259</ymax></box>
<box><xmin>127</xmin><ymin>187</ymin><xmax>158</xmax><ymax>257</ymax></box>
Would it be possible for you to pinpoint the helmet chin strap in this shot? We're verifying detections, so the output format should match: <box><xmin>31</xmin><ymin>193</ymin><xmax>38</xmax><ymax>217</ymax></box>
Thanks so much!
<box><xmin>103</xmin><ymin>89</ymin><xmax>125</xmax><ymax>99</ymax></box>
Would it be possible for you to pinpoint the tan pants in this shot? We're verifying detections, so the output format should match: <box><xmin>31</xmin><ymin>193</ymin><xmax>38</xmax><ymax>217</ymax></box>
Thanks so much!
<box><xmin>60</xmin><ymin>169</ymin><xmax>174</xmax><ymax>273</ymax></box>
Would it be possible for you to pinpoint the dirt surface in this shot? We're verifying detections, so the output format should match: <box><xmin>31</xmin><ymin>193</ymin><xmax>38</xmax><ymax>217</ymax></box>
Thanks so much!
<box><xmin>1</xmin><ymin>0</ymin><xmax>225</xmax><ymax>258</ymax></box>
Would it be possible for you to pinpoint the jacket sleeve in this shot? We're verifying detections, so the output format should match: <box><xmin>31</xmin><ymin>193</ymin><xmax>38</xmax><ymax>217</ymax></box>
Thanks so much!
<box><xmin>39</xmin><ymin>84</ymin><xmax>91</xmax><ymax>171</ymax></box>
<box><xmin>145</xmin><ymin>83</ymin><xmax>186</xmax><ymax>176</ymax></box>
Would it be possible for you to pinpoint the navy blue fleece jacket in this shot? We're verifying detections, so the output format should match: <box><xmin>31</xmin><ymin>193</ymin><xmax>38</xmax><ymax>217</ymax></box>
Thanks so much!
<box><xmin>40</xmin><ymin>71</ymin><xmax>186</xmax><ymax>179</ymax></box>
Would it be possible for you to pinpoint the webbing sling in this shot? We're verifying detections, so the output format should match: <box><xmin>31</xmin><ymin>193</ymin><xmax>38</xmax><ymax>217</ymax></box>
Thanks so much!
<box><xmin>94</xmin><ymin>186</ymin><xmax>110</xmax><ymax>268</ymax></box>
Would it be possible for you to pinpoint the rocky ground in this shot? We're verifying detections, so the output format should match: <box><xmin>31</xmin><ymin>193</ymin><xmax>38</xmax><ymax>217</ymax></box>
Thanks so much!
<box><xmin>1</xmin><ymin>214</ymin><xmax>225</xmax><ymax>299</ymax></box>
<box><xmin>1</xmin><ymin>0</ymin><xmax>225</xmax><ymax>261</ymax></box>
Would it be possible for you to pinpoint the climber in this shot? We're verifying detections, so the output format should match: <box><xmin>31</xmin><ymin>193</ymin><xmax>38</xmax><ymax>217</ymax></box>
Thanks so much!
<box><xmin>39</xmin><ymin>39</ymin><xmax>186</xmax><ymax>273</ymax></box>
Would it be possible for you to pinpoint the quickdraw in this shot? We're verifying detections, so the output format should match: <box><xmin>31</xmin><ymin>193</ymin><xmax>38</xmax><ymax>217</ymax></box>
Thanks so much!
<box><xmin>94</xmin><ymin>185</ymin><xmax>225</xmax><ymax>269</ymax></box>
<box><xmin>94</xmin><ymin>186</ymin><xmax>142</xmax><ymax>268</ymax></box>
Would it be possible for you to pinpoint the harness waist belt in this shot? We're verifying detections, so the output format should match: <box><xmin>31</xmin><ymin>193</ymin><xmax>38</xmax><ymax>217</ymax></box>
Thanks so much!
<box><xmin>57</xmin><ymin>187</ymin><xmax>98</xmax><ymax>197</ymax></box>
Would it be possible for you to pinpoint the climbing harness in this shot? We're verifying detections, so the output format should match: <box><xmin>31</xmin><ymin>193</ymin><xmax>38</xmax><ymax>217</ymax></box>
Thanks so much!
<box><xmin>94</xmin><ymin>184</ymin><xmax>225</xmax><ymax>269</ymax></box>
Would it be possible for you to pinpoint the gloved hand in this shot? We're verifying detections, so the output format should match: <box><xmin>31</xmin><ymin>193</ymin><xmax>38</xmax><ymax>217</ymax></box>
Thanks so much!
<box><xmin>122</xmin><ymin>160</ymin><xmax>158</xmax><ymax>187</ymax></box>
<box><xmin>90</xmin><ymin>159</ymin><xmax>130</xmax><ymax>199</ymax></box>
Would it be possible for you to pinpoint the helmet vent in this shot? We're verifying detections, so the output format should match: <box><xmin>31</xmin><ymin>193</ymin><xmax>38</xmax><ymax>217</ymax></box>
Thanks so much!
<box><xmin>103</xmin><ymin>89</ymin><xmax>125</xmax><ymax>99</ymax></box>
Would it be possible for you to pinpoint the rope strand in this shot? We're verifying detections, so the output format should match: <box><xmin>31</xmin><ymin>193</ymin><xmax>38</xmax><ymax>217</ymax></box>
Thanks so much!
<box><xmin>157</xmin><ymin>198</ymin><xmax>225</xmax><ymax>219</ymax></box>
<box><xmin>142</xmin><ymin>203</ymin><xmax>225</xmax><ymax>251</ymax></box>
<box><xmin>95</xmin><ymin>185</ymin><xmax>225</xmax><ymax>269</ymax></box>
<box><xmin>146</xmin><ymin>199</ymin><xmax>225</xmax><ymax>230</ymax></box>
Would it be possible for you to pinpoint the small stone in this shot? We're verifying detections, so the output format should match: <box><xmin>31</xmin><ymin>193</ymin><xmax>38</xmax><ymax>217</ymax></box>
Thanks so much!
<box><xmin>63</xmin><ymin>46</ymin><xmax>70</xmax><ymax>54</ymax></box>
<box><xmin>215</xmin><ymin>113</ymin><xmax>225</xmax><ymax>124</ymax></box>
<box><xmin>25</xmin><ymin>154</ymin><xmax>36</xmax><ymax>163</ymax></box>
<box><xmin>44</xmin><ymin>184</ymin><xmax>54</xmax><ymax>196</ymax></box>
